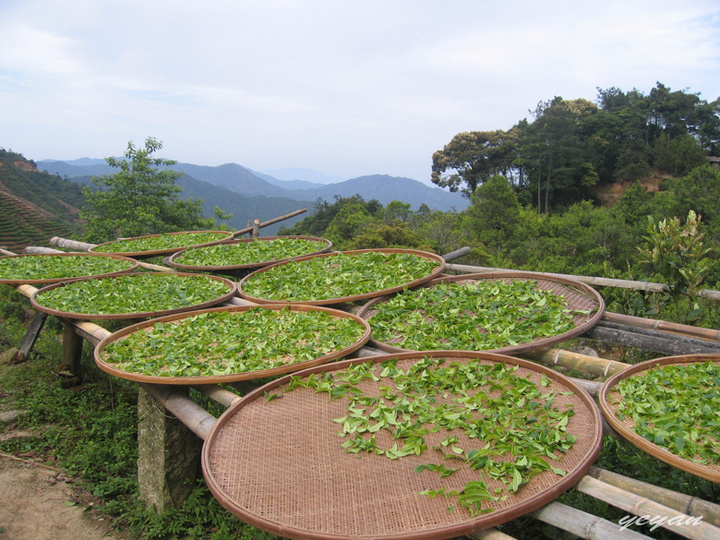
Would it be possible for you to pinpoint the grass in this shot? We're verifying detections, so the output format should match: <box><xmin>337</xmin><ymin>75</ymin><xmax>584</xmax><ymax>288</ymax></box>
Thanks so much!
<box><xmin>0</xmin><ymin>282</ymin><xmax>718</xmax><ymax>539</ymax></box>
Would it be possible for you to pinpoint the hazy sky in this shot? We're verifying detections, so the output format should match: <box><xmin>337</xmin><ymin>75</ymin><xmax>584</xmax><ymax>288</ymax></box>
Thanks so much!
<box><xmin>1</xmin><ymin>0</ymin><xmax>719</xmax><ymax>184</ymax></box>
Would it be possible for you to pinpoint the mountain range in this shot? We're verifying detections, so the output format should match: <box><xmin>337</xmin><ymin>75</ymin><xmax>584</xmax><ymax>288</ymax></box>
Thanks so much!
<box><xmin>37</xmin><ymin>159</ymin><xmax>469</xmax><ymax>232</ymax></box>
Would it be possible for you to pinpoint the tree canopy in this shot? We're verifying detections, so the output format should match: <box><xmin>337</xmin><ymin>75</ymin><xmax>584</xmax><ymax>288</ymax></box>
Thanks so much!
<box><xmin>80</xmin><ymin>137</ymin><xmax>215</xmax><ymax>242</ymax></box>
<box><xmin>431</xmin><ymin>83</ymin><xmax>720</xmax><ymax>213</ymax></box>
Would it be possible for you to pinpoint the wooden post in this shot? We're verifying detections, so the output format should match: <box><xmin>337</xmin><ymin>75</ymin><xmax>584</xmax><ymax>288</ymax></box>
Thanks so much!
<box><xmin>136</xmin><ymin>386</ymin><xmax>203</xmax><ymax>513</ymax></box>
<box><xmin>15</xmin><ymin>311</ymin><xmax>48</xmax><ymax>362</ymax></box>
<box><xmin>58</xmin><ymin>320</ymin><xmax>84</xmax><ymax>385</ymax></box>
<box><xmin>252</xmin><ymin>218</ymin><xmax>261</xmax><ymax>238</ymax></box>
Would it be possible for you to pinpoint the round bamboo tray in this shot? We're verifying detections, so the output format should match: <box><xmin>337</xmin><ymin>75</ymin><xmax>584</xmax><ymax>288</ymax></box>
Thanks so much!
<box><xmin>357</xmin><ymin>271</ymin><xmax>605</xmax><ymax>354</ymax></box>
<box><xmin>237</xmin><ymin>248</ymin><xmax>446</xmax><ymax>306</ymax></box>
<box><xmin>0</xmin><ymin>252</ymin><xmax>139</xmax><ymax>285</ymax></box>
<box><xmin>89</xmin><ymin>230</ymin><xmax>234</xmax><ymax>258</ymax></box>
<box><xmin>30</xmin><ymin>272</ymin><xmax>237</xmax><ymax>320</ymax></box>
<box><xmin>165</xmin><ymin>235</ymin><xmax>333</xmax><ymax>273</ymax></box>
<box><xmin>94</xmin><ymin>304</ymin><xmax>372</xmax><ymax>385</ymax></box>
<box><xmin>599</xmin><ymin>354</ymin><xmax>720</xmax><ymax>484</ymax></box>
<box><xmin>202</xmin><ymin>350</ymin><xmax>603</xmax><ymax>540</ymax></box>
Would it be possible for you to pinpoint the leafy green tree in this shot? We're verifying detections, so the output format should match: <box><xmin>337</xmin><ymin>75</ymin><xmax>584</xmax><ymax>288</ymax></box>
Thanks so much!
<box><xmin>467</xmin><ymin>175</ymin><xmax>521</xmax><ymax>249</ymax></box>
<box><xmin>637</xmin><ymin>210</ymin><xmax>713</xmax><ymax>322</ymax></box>
<box><xmin>382</xmin><ymin>201</ymin><xmax>412</xmax><ymax>224</ymax></box>
<box><xmin>323</xmin><ymin>202</ymin><xmax>374</xmax><ymax>248</ymax></box>
<box><xmin>81</xmin><ymin>137</ymin><xmax>214</xmax><ymax>242</ymax></box>
<box><xmin>431</xmin><ymin>129</ymin><xmax>518</xmax><ymax>198</ymax></box>
<box><xmin>346</xmin><ymin>222</ymin><xmax>426</xmax><ymax>250</ymax></box>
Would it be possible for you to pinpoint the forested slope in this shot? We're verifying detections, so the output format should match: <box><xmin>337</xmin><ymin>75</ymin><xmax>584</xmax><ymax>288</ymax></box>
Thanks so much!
<box><xmin>0</xmin><ymin>150</ymin><xmax>85</xmax><ymax>252</ymax></box>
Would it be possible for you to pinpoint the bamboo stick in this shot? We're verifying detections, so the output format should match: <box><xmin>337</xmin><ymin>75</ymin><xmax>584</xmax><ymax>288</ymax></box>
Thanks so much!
<box><xmin>49</xmin><ymin>237</ymin><xmax>97</xmax><ymax>251</ymax></box>
<box><xmin>575</xmin><ymin>475</ymin><xmax>720</xmax><ymax>539</ymax></box>
<box><xmin>531</xmin><ymin>501</ymin><xmax>652</xmax><ymax>539</ymax></box>
<box><xmin>588</xmin><ymin>467</ymin><xmax>720</xmax><ymax>528</ymax></box>
<box><xmin>444</xmin><ymin>263</ymin><xmax>720</xmax><ymax>301</ymax></box>
<box><xmin>521</xmin><ymin>348</ymin><xmax>629</xmax><ymax>378</ymax></box>
<box><xmin>604</xmin><ymin>312</ymin><xmax>720</xmax><ymax>342</ymax></box>
<box><xmin>230</xmin><ymin>208</ymin><xmax>307</xmax><ymax>238</ymax></box>
<box><xmin>467</xmin><ymin>528</ymin><xmax>518</xmax><ymax>539</ymax></box>
<box><xmin>139</xmin><ymin>383</ymin><xmax>217</xmax><ymax>440</ymax></box>
<box><xmin>193</xmin><ymin>385</ymin><xmax>242</xmax><ymax>408</ymax></box>
<box><xmin>587</xmin><ymin>323</ymin><xmax>720</xmax><ymax>356</ymax></box>
<box><xmin>0</xmin><ymin>248</ymin><xmax>16</xmax><ymax>256</ymax></box>
<box><xmin>24</xmin><ymin>246</ymin><xmax>64</xmax><ymax>254</ymax></box>
<box><xmin>442</xmin><ymin>246</ymin><xmax>471</xmax><ymax>262</ymax></box>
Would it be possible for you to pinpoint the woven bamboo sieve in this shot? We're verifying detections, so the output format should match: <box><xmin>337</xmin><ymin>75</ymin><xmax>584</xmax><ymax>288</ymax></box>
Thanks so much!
<box><xmin>599</xmin><ymin>354</ymin><xmax>720</xmax><ymax>484</ymax></box>
<box><xmin>356</xmin><ymin>271</ymin><xmax>605</xmax><ymax>355</ymax></box>
<box><xmin>202</xmin><ymin>351</ymin><xmax>603</xmax><ymax>540</ymax></box>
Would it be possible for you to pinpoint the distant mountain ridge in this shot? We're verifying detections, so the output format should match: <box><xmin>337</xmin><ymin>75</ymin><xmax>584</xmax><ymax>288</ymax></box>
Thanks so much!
<box><xmin>37</xmin><ymin>159</ymin><xmax>469</xmax><ymax>212</ymax></box>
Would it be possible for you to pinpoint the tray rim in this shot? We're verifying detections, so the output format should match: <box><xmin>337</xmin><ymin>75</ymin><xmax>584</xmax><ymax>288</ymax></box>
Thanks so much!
<box><xmin>598</xmin><ymin>353</ymin><xmax>720</xmax><ymax>484</ymax></box>
<box><xmin>202</xmin><ymin>349</ymin><xmax>604</xmax><ymax>540</ymax></box>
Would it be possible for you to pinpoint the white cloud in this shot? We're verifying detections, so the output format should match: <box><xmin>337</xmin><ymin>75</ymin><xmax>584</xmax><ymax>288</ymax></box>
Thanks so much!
<box><xmin>1</xmin><ymin>0</ymin><xmax>719</xmax><ymax>181</ymax></box>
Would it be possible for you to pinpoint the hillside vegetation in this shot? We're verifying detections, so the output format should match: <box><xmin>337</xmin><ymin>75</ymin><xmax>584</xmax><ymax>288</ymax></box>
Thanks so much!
<box><xmin>0</xmin><ymin>150</ymin><xmax>84</xmax><ymax>252</ymax></box>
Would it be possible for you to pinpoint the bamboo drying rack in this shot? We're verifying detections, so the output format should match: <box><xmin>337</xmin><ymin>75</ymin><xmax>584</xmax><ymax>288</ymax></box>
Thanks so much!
<box><xmin>2</xmin><ymin>233</ymin><xmax>720</xmax><ymax>539</ymax></box>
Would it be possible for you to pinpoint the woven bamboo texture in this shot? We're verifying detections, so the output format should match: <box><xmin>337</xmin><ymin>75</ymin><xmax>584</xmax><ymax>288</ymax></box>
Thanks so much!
<box><xmin>356</xmin><ymin>271</ymin><xmax>604</xmax><ymax>355</ymax></box>
<box><xmin>202</xmin><ymin>351</ymin><xmax>603</xmax><ymax>540</ymax></box>
<box><xmin>88</xmin><ymin>230</ymin><xmax>234</xmax><ymax>257</ymax></box>
<box><xmin>30</xmin><ymin>272</ymin><xmax>237</xmax><ymax>320</ymax></box>
<box><xmin>0</xmin><ymin>252</ymin><xmax>139</xmax><ymax>285</ymax></box>
<box><xmin>94</xmin><ymin>304</ymin><xmax>372</xmax><ymax>385</ymax></box>
<box><xmin>165</xmin><ymin>235</ymin><xmax>333</xmax><ymax>272</ymax></box>
<box><xmin>237</xmin><ymin>248</ymin><xmax>446</xmax><ymax>306</ymax></box>
<box><xmin>599</xmin><ymin>354</ymin><xmax>720</xmax><ymax>484</ymax></box>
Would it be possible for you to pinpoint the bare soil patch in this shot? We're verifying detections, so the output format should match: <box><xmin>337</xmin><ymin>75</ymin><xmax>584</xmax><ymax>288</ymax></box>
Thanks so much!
<box><xmin>0</xmin><ymin>455</ymin><xmax>134</xmax><ymax>540</ymax></box>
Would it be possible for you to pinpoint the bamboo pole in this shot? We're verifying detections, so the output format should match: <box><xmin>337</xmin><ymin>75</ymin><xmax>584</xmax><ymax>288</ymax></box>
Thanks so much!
<box><xmin>49</xmin><ymin>237</ymin><xmax>97</xmax><ymax>251</ymax></box>
<box><xmin>193</xmin><ymin>385</ymin><xmax>243</xmax><ymax>408</ymax></box>
<box><xmin>575</xmin><ymin>475</ymin><xmax>720</xmax><ymax>539</ymax></box>
<box><xmin>521</xmin><ymin>348</ymin><xmax>629</xmax><ymax>378</ymax></box>
<box><xmin>530</xmin><ymin>501</ymin><xmax>651</xmax><ymax>539</ymax></box>
<box><xmin>604</xmin><ymin>312</ymin><xmax>720</xmax><ymax>342</ymax></box>
<box><xmin>444</xmin><ymin>263</ymin><xmax>720</xmax><ymax>301</ymax></box>
<box><xmin>587</xmin><ymin>322</ymin><xmax>720</xmax><ymax>356</ymax></box>
<box><xmin>24</xmin><ymin>246</ymin><xmax>64</xmax><ymax>254</ymax></box>
<box><xmin>588</xmin><ymin>467</ymin><xmax>720</xmax><ymax>528</ymax></box>
<box><xmin>467</xmin><ymin>528</ymin><xmax>518</xmax><ymax>539</ymax></box>
<box><xmin>230</xmin><ymin>208</ymin><xmax>307</xmax><ymax>238</ymax></box>
<box><xmin>139</xmin><ymin>383</ymin><xmax>217</xmax><ymax>441</ymax></box>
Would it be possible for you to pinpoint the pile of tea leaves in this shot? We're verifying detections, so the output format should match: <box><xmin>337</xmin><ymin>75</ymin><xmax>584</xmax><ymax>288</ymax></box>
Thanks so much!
<box><xmin>34</xmin><ymin>273</ymin><xmax>232</xmax><ymax>315</ymax></box>
<box><xmin>612</xmin><ymin>360</ymin><xmax>720</xmax><ymax>465</ymax></box>
<box><xmin>173</xmin><ymin>237</ymin><xmax>329</xmax><ymax>267</ymax></box>
<box><xmin>0</xmin><ymin>253</ymin><xmax>135</xmax><ymax>282</ymax></box>
<box><xmin>93</xmin><ymin>231</ymin><xmax>231</xmax><ymax>254</ymax></box>
<box><xmin>278</xmin><ymin>356</ymin><xmax>578</xmax><ymax>516</ymax></box>
<box><xmin>99</xmin><ymin>307</ymin><xmax>368</xmax><ymax>377</ymax></box>
<box><xmin>367</xmin><ymin>279</ymin><xmax>588</xmax><ymax>351</ymax></box>
<box><xmin>240</xmin><ymin>251</ymin><xmax>441</xmax><ymax>302</ymax></box>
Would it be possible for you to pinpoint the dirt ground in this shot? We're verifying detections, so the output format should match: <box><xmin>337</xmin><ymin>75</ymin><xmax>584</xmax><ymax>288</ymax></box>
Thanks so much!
<box><xmin>0</xmin><ymin>455</ymin><xmax>134</xmax><ymax>540</ymax></box>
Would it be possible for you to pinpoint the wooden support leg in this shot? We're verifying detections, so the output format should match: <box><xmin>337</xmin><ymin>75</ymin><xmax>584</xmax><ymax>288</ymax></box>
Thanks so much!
<box><xmin>16</xmin><ymin>311</ymin><xmax>48</xmax><ymax>362</ymax></box>
<box><xmin>137</xmin><ymin>387</ymin><xmax>202</xmax><ymax>513</ymax></box>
